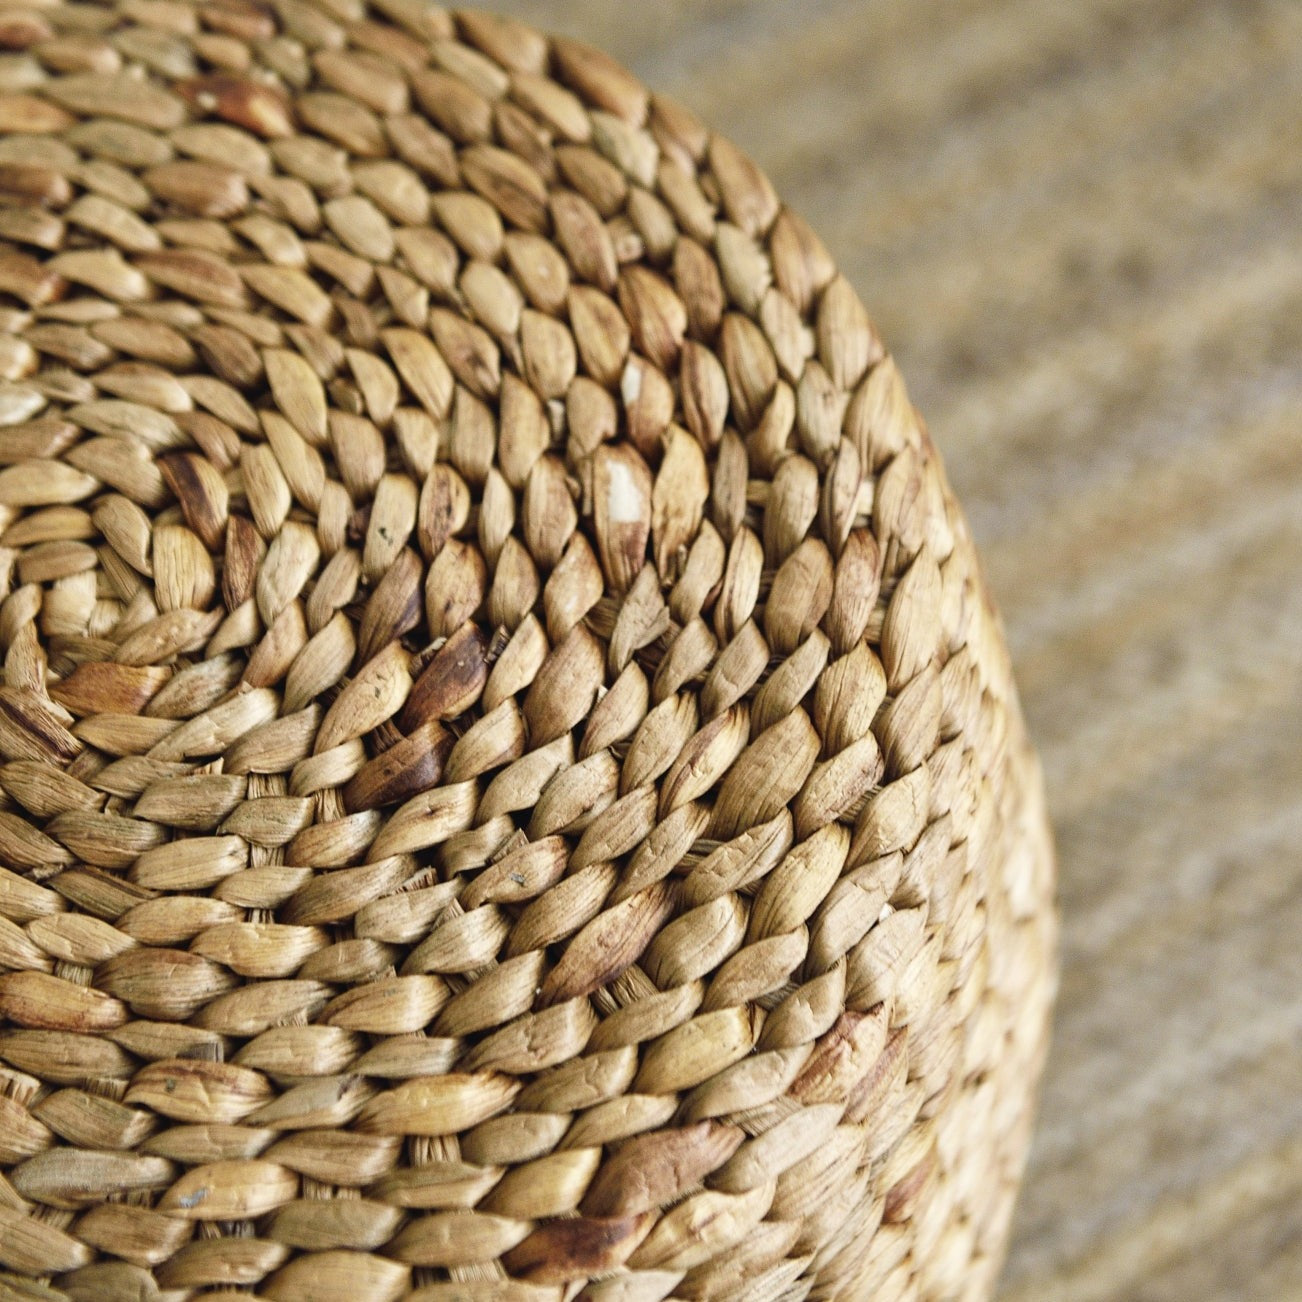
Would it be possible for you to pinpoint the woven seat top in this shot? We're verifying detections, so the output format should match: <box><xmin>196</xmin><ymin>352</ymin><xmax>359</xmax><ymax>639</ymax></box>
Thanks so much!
<box><xmin>0</xmin><ymin>5</ymin><xmax>1055</xmax><ymax>1299</ymax></box>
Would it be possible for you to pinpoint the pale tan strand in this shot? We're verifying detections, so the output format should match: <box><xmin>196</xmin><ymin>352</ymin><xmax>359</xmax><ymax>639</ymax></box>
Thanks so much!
<box><xmin>0</xmin><ymin>5</ymin><xmax>1055</xmax><ymax>1301</ymax></box>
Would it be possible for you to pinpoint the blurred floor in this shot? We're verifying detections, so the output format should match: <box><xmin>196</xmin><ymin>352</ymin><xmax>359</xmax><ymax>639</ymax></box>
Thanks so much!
<box><xmin>498</xmin><ymin>2</ymin><xmax>1302</xmax><ymax>1297</ymax></box>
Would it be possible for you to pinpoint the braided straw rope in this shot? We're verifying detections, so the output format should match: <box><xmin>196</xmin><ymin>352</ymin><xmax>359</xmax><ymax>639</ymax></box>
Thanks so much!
<box><xmin>0</xmin><ymin>4</ymin><xmax>1056</xmax><ymax>1299</ymax></box>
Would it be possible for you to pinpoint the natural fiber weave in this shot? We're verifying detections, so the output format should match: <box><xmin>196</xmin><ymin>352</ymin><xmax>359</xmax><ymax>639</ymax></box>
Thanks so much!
<box><xmin>0</xmin><ymin>4</ymin><xmax>1056</xmax><ymax>1300</ymax></box>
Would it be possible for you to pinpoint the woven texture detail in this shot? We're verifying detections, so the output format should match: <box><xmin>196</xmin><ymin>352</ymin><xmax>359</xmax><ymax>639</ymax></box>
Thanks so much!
<box><xmin>0</xmin><ymin>4</ymin><xmax>1056</xmax><ymax>1300</ymax></box>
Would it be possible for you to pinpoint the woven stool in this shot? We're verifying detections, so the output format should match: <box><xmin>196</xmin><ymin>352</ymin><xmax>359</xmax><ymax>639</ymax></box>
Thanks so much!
<box><xmin>0</xmin><ymin>5</ymin><xmax>1056</xmax><ymax>1300</ymax></box>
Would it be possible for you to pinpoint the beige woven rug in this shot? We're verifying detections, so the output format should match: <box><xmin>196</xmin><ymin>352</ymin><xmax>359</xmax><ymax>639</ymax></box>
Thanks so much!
<box><xmin>494</xmin><ymin>1</ymin><xmax>1302</xmax><ymax>1298</ymax></box>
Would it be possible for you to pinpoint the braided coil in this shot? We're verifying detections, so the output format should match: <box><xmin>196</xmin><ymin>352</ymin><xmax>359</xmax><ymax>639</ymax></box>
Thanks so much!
<box><xmin>0</xmin><ymin>5</ymin><xmax>1056</xmax><ymax>1300</ymax></box>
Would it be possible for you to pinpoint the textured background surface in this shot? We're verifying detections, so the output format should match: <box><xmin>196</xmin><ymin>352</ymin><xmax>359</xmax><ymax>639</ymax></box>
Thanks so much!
<box><xmin>495</xmin><ymin>2</ymin><xmax>1302</xmax><ymax>1298</ymax></box>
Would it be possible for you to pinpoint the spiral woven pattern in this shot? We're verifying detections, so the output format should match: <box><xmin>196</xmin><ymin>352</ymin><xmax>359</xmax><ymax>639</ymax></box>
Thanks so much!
<box><xmin>0</xmin><ymin>5</ymin><xmax>1056</xmax><ymax>1300</ymax></box>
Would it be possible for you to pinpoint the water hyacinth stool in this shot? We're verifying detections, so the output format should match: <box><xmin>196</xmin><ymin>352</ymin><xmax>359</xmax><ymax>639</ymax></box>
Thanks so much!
<box><xmin>0</xmin><ymin>5</ymin><xmax>1057</xmax><ymax>1300</ymax></box>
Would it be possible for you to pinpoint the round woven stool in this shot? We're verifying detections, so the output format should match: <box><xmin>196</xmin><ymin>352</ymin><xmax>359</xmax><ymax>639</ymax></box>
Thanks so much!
<box><xmin>0</xmin><ymin>6</ymin><xmax>1056</xmax><ymax>1300</ymax></box>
